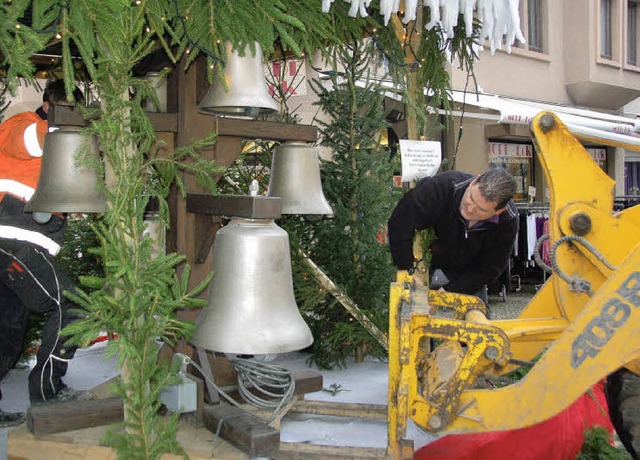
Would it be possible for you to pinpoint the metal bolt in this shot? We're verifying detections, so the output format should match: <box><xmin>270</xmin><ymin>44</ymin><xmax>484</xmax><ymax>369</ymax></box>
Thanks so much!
<box><xmin>428</xmin><ymin>415</ymin><xmax>442</xmax><ymax>430</ymax></box>
<box><xmin>569</xmin><ymin>212</ymin><xmax>592</xmax><ymax>236</ymax></box>
<box><xmin>485</xmin><ymin>346</ymin><xmax>499</xmax><ymax>360</ymax></box>
<box><xmin>539</xmin><ymin>113</ymin><xmax>556</xmax><ymax>133</ymax></box>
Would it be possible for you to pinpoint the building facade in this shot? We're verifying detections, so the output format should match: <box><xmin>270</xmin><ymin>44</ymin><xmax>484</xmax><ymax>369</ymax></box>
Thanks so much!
<box><xmin>445</xmin><ymin>0</ymin><xmax>640</xmax><ymax>199</ymax></box>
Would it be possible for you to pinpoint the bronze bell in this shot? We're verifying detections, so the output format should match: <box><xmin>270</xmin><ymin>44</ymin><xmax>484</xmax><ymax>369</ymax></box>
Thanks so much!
<box><xmin>266</xmin><ymin>141</ymin><xmax>334</xmax><ymax>217</ymax></box>
<box><xmin>190</xmin><ymin>217</ymin><xmax>313</xmax><ymax>355</ymax></box>
<box><xmin>198</xmin><ymin>41</ymin><xmax>278</xmax><ymax>117</ymax></box>
<box><xmin>25</xmin><ymin>127</ymin><xmax>106</xmax><ymax>213</ymax></box>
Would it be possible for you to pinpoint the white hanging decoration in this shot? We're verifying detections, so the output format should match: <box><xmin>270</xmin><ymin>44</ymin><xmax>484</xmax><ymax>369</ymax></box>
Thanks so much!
<box><xmin>353</xmin><ymin>0</ymin><xmax>374</xmax><ymax>18</ymax></box>
<box><xmin>401</xmin><ymin>0</ymin><xmax>419</xmax><ymax>24</ymax></box>
<box><xmin>380</xmin><ymin>0</ymin><xmax>400</xmax><ymax>24</ymax></box>
<box><xmin>323</xmin><ymin>0</ymin><xmax>525</xmax><ymax>56</ymax></box>
<box><xmin>440</xmin><ymin>0</ymin><xmax>460</xmax><ymax>38</ymax></box>
<box><xmin>461</xmin><ymin>0</ymin><xmax>478</xmax><ymax>37</ymax></box>
<box><xmin>505</xmin><ymin>0</ymin><xmax>526</xmax><ymax>52</ymax></box>
<box><xmin>424</xmin><ymin>0</ymin><xmax>442</xmax><ymax>30</ymax></box>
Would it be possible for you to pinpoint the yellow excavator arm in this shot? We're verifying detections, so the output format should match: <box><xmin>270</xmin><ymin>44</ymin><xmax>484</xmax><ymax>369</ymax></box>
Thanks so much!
<box><xmin>387</xmin><ymin>111</ymin><xmax>640</xmax><ymax>458</ymax></box>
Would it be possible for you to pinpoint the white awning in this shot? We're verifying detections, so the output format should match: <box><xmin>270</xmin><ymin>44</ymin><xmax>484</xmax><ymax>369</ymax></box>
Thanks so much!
<box><xmin>451</xmin><ymin>91</ymin><xmax>640</xmax><ymax>151</ymax></box>
<box><xmin>353</xmin><ymin>79</ymin><xmax>640</xmax><ymax>150</ymax></box>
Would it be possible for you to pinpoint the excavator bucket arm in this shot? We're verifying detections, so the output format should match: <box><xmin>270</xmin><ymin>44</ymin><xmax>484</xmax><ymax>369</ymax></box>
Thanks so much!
<box><xmin>387</xmin><ymin>111</ymin><xmax>640</xmax><ymax>455</ymax></box>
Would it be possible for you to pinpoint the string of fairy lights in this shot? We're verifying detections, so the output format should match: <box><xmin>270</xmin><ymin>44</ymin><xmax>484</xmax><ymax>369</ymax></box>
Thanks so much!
<box><xmin>10</xmin><ymin>0</ymin><xmax>522</xmax><ymax>78</ymax></box>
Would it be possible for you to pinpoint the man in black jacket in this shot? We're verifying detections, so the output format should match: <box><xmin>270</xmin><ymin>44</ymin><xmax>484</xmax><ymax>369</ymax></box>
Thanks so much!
<box><xmin>388</xmin><ymin>168</ymin><xmax>518</xmax><ymax>306</ymax></box>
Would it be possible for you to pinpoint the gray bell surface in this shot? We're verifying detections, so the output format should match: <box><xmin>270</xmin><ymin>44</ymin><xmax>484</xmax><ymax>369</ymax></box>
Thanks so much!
<box><xmin>266</xmin><ymin>141</ymin><xmax>334</xmax><ymax>217</ymax></box>
<box><xmin>198</xmin><ymin>41</ymin><xmax>278</xmax><ymax>117</ymax></box>
<box><xmin>190</xmin><ymin>217</ymin><xmax>313</xmax><ymax>354</ymax></box>
<box><xmin>25</xmin><ymin>127</ymin><xmax>106</xmax><ymax>213</ymax></box>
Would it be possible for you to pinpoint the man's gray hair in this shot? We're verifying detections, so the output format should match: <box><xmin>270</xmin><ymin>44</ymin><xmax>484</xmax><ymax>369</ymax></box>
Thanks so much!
<box><xmin>475</xmin><ymin>168</ymin><xmax>516</xmax><ymax>209</ymax></box>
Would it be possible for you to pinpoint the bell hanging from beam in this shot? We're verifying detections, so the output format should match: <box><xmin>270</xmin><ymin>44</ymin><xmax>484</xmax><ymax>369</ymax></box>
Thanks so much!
<box><xmin>198</xmin><ymin>41</ymin><xmax>278</xmax><ymax>118</ymax></box>
<box><xmin>266</xmin><ymin>141</ymin><xmax>334</xmax><ymax>217</ymax></box>
<box><xmin>190</xmin><ymin>216</ymin><xmax>313</xmax><ymax>355</ymax></box>
<box><xmin>25</xmin><ymin>127</ymin><xmax>106</xmax><ymax>213</ymax></box>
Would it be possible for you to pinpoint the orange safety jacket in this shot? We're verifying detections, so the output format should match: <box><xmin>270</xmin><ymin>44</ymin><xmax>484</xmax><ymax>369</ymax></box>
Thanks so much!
<box><xmin>0</xmin><ymin>111</ymin><xmax>63</xmax><ymax>255</ymax></box>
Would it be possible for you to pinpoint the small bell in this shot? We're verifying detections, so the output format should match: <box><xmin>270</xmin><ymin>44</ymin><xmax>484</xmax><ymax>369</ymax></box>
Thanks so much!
<box><xmin>25</xmin><ymin>127</ymin><xmax>105</xmax><ymax>213</ymax></box>
<box><xmin>266</xmin><ymin>141</ymin><xmax>333</xmax><ymax>217</ymax></box>
<box><xmin>198</xmin><ymin>42</ymin><xmax>278</xmax><ymax>118</ymax></box>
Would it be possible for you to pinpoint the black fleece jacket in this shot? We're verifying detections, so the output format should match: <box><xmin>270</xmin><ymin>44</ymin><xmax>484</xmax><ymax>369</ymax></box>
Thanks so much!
<box><xmin>387</xmin><ymin>170</ymin><xmax>518</xmax><ymax>295</ymax></box>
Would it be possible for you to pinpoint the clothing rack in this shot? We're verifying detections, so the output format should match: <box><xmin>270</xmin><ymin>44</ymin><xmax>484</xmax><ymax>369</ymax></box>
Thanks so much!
<box><xmin>514</xmin><ymin>203</ymin><xmax>550</xmax><ymax>292</ymax></box>
<box><xmin>514</xmin><ymin>201</ymin><xmax>550</xmax><ymax>213</ymax></box>
<box><xmin>614</xmin><ymin>196</ymin><xmax>640</xmax><ymax>211</ymax></box>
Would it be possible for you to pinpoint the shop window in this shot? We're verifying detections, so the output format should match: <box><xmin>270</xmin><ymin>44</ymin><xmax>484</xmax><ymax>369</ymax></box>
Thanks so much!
<box><xmin>586</xmin><ymin>147</ymin><xmax>608</xmax><ymax>172</ymax></box>
<box><xmin>488</xmin><ymin>142</ymin><xmax>534</xmax><ymax>201</ymax></box>
<box><xmin>625</xmin><ymin>160</ymin><xmax>640</xmax><ymax>194</ymax></box>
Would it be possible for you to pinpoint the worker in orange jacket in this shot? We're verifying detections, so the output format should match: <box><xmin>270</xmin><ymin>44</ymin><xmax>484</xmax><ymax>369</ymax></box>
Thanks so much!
<box><xmin>0</xmin><ymin>80</ymin><xmax>89</xmax><ymax>426</ymax></box>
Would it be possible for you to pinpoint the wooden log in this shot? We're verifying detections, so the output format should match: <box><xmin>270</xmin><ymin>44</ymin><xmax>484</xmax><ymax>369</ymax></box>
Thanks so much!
<box><xmin>27</xmin><ymin>397</ymin><xmax>124</xmax><ymax>436</ymax></box>
<box><xmin>202</xmin><ymin>402</ymin><xmax>279</xmax><ymax>457</ymax></box>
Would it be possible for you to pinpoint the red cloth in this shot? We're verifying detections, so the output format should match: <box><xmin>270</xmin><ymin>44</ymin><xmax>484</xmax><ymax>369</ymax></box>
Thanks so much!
<box><xmin>415</xmin><ymin>381</ymin><xmax>613</xmax><ymax>460</ymax></box>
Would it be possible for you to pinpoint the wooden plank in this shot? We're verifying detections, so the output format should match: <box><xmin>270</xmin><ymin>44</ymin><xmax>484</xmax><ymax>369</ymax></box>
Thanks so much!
<box><xmin>193</xmin><ymin>214</ymin><xmax>217</xmax><ymax>264</ymax></box>
<box><xmin>48</xmin><ymin>104</ymin><xmax>178</xmax><ymax>133</ymax></box>
<box><xmin>274</xmin><ymin>442</ymin><xmax>388</xmax><ymax>459</ymax></box>
<box><xmin>274</xmin><ymin>438</ymin><xmax>413</xmax><ymax>459</ymax></box>
<box><xmin>27</xmin><ymin>397</ymin><xmax>124</xmax><ymax>436</ymax></box>
<box><xmin>8</xmin><ymin>418</ymin><xmax>248</xmax><ymax>460</ymax></box>
<box><xmin>202</xmin><ymin>402</ymin><xmax>279</xmax><ymax>457</ymax></box>
<box><xmin>215</xmin><ymin>118</ymin><xmax>318</xmax><ymax>143</ymax></box>
<box><xmin>186</xmin><ymin>194</ymin><xmax>281</xmax><ymax>218</ymax></box>
<box><xmin>290</xmin><ymin>400</ymin><xmax>387</xmax><ymax>421</ymax></box>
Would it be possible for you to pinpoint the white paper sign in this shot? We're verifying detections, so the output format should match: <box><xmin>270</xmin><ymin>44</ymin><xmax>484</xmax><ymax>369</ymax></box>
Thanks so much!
<box><xmin>399</xmin><ymin>139</ymin><xmax>442</xmax><ymax>183</ymax></box>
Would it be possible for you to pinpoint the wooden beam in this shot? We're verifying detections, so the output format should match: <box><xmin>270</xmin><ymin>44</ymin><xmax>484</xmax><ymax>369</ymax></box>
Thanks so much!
<box><xmin>193</xmin><ymin>215</ymin><xmax>219</xmax><ymax>264</ymax></box>
<box><xmin>48</xmin><ymin>104</ymin><xmax>318</xmax><ymax>142</ymax></box>
<box><xmin>215</xmin><ymin>118</ymin><xmax>318</xmax><ymax>143</ymax></box>
<box><xmin>186</xmin><ymin>194</ymin><xmax>281</xmax><ymax>218</ymax></box>
<box><xmin>202</xmin><ymin>403</ymin><xmax>280</xmax><ymax>457</ymax></box>
<box><xmin>27</xmin><ymin>397</ymin><xmax>124</xmax><ymax>436</ymax></box>
<box><xmin>48</xmin><ymin>104</ymin><xmax>178</xmax><ymax>132</ymax></box>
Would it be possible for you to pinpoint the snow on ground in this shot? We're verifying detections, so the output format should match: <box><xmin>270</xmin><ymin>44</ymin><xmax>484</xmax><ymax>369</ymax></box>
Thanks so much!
<box><xmin>0</xmin><ymin>342</ymin><xmax>437</xmax><ymax>459</ymax></box>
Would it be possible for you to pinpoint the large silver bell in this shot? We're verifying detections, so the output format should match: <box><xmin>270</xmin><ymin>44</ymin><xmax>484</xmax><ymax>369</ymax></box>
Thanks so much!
<box><xmin>198</xmin><ymin>41</ymin><xmax>278</xmax><ymax>117</ymax></box>
<box><xmin>25</xmin><ymin>127</ymin><xmax>106</xmax><ymax>213</ymax></box>
<box><xmin>190</xmin><ymin>217</ymin><xmax>313</xmax><ymax>354</ymax></box>
<box><xmin>266</xmin><ymin>141</ymin><xmax>334</xmax><ymax>216</ymax></box>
